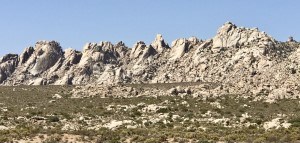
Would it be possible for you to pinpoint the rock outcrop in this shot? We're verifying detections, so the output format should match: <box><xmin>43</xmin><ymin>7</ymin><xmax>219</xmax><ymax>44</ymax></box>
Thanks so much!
<box><xmin>0</xmin><ymin>22</ymin><xmax>299</xmax><ymax>100</ymax></box>
<box><xmin>0</xmin><ymin>54</ymin><xmax>18</xmax><ymax>83</ymax></box>
<box><xmin>150</xmin><ymin>34</ymin><xmax>169</xmax><ymax>53</ymax></box>
<box><xmin>212</xmin><ymin>22</ymin><xmax>275</xmax><ymax>48</ymax></box>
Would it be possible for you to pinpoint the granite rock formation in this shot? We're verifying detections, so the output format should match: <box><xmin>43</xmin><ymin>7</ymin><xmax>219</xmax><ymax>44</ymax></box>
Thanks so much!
<box><xmin>0</xmin><ymin>22</ymin><xmax>299</xmax><ymax>100</ymax></box>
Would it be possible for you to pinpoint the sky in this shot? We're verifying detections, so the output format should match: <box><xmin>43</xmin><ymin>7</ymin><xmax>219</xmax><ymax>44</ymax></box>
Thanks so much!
<box><xmin>0</xmin><ymin>0</ymin><xmax>299</xmax><ymax>56</ymax></box>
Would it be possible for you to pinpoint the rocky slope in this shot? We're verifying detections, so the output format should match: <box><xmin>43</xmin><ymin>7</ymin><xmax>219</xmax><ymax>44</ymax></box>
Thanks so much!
<box><xmin>0</xmin><ymin>22</ymin><xmax>299</xmax><ymax>98</ymax></box>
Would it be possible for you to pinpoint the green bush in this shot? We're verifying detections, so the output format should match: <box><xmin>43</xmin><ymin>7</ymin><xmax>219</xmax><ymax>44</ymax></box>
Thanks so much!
<box><xmin>156</xmin><ymin>108</ymin><xmax>169</xmax><ymax>113</ymax></box>
<box><xmin>289</xmin><ymin>117</ymin><xmax>300</xmax><ymax>127</ymax></box>
<box><xmin>48</xmin><ymin>116</ymin><xmax>59</xmax><ymax>122</ymax></box>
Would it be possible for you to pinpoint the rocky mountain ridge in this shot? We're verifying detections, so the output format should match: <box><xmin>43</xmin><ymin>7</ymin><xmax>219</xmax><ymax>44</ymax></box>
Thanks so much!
<box><xmin>0</xmin><ymin>22</ymin><xmax>299</xmax><ymax>100</ymax></box>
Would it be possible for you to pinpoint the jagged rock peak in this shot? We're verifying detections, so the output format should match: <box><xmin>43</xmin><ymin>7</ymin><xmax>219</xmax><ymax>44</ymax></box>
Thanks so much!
<box><xmin>130</xmin><ymin>41</ymin><xmax>147</xmax><ymax>59</ymax></box>
<box><xmin>35</xmin><ymin>40</ymin><xmax>60</xmax><ymax>45</ymax></box>
<box><xmin>35</xmin><ymin>40</ymin><xmax>62</xmax><ymax>51</ymax></box>
<box><xmin>188</xmin><ymin>36</ymin><xmax>201</xmax><ymax>46</ymax></box>
<box><xmin>99</xmin><ymin>41</ymin><xmax>113</xmax><ymax>49</ymax></box>
<box><xmin>170</xmin><ymin>38</ymin><xmax>188</xmax><ymax>60</ymax></box>
<box><xmin>18</xmin><ymin>47</ymin><xmax>34</xmax><ymax>65</ymax></box>
<box><xmin>288</xmin><ymin>36</ymin><xmax>296</xmax><ymax>42</ymax></box>
<box><xmin>27</xmin><ymin>40</ymin><xmax>64</xmax><ymax>75</ymax></box>
<box><xmin>33</xmin><ymin>40</ymin><xmax>63</xmax><ymax>56</ymax></box>
<box><xmin>168</xmin><ymin>37</ymin><xmax>201</xmax><ymax>60</ymax></box>
<box><xmin>82</xmin><ymin>42</ymin><xmax>97</xmax><ymax>53</ymax></box>
<box><xmin>220</xmin><ymin>21</ymin><xmax>237</xmax><ymax>32</ymax></box>
<box><xmin>151</xmin><ymin>34</ymin><xmax>169</xmax><ymax>53</ymax></box>
<box><xmin>82</xmin><ymin>41</ymin><xmax>113</xmax><ymax>53</ymax></box>
<box><xmin>79</xmin><ymin>41</ymin><xmax>129</xmax><ymax>67</ymax></box>
<box><xmin>155</xmin><ymin>34</ymin><xmax>163</xmax><ymax>41</ymax></box>
<box><xmin>0</xmin><ymin>54</ymin><xmax>19</xmax><ymax>83</ymax></box>
<box><xmin>116</xmin><ymin>41</ymin><xmax>125</xmax><ymax>47</ymax></box>
<box><xmin>171</xmin><ymin>38</ymin><xmax>186</xmax><ymax>47</ymax></box>
<box><xmin>130</xmin><ymin>40</ymin><xmax>157</xmax><ymax>65</ymax></box>
<box><xmin>64</xmin><ymin>48</ymin><xmax>82</xmax><ymax>65</ymax></box>
<box><xmin>0</xmin><ymin>54</ymin><xmax>18</xmax><ymax>63</ymax></box>
<box><xmin>212</xmin><ymin>22</ymin><xmax>275</xmax><ymax>49</ymax></box>
<box><xmin>136</xmin><ymin>41</ymin><xmax>146</xmax><ymax>45</ymax></box>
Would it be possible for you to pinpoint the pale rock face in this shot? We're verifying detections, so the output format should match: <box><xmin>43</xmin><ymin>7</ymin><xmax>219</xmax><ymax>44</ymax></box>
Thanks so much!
<box><xmin>130</xmin><ymin>41</ymin><xmax>147</xmax><ymax>59</ymax></box>
<box><xmin>0</xmin><ymin>54</ymin><xmax>18</xmax><ymax>83</ymax></box>
<box><xmin>29</xmin><ymin>78</ymin><xmax>45</xmax><ymax>85</ymax></box>
<box><xmin>64</xmin><ymin>48</ymin><xmax>82</xmax><ymax>65</ymax></box>
<box><xmin>79</xmin><ymin>43</ymin><xmax>102</xmax><ymax>67</ymax></box>
<box><xmin>193</xmin><ymin>40</ymin><xmax>212</xmax><ymax>65</ymax></box>
<box><xmin>130</xmin><ymin>64</ymin><xmax>143</xmax><ymax>76</ymax></box>
<box><xmin>19</xmin><ymin>47</ymin><xmax>34</xmax><ymax>66</ymax></box>
<box><xmin>115</xmin><ymin>68</ymin><xmax>124</xmax><ymax>83</ymax></box>
<box><xmin>79</xmin><ymin>41</ymin><xmax>124</xmax><ymax>66</ymax></box>
<box><xmin>73</xmin><ymin>41</ymin><xmax>129</xmax><ymax>84</ymax></box>
<box><xmin>188</xmin><ymin>36</ymin><xmax>201</xmax><ymax>46</ymax></box>
<box><xmin>50</xmin><ymin>49</ymin><xmax>82</xmax><ymax>85</ymax></box>
<box><xmin>98</xmin><ymin>41</ymin><xmax>127</xmax><ymax>64</ymax></box>
<box><xmin>212</xmin><ymin>22</ymin><xmax>275</xmax><ymax>49</ymax></box>
<box><xmin>169</xmin><ymin>37</ymin><xmax>200</xmax><ymax>60</ymax></box>
<box><xmin>150</xmin><ymin>34</ymin><xmax>169</xmax><ymax>53</ymax></box>
<box><xmin>97</xmin><ymin>65</ymin><xmax>115</xmax><ymax>84</ymax></box>
<box><xmin>130</xmin><ymin>41</ymin><xmax>157</xmax><ymax>64</ymax></box>
<box><xmin>27</xmin><ymin>41</ymin><xmax>63</xmax><ymax>75</ymax></box>
<box><xmin>169</xmin><ymin>38</ymin><xmax>188</xmax><ymax>60</ymax></box>
<box><xmin>288</xmin><ymin>48</ymin><xmax>300</xmax><ymax>63</ymax></box>
<box><xmin>54</xmin><ymin>74</ymin><xmax>73</xmax><ymax>85</ymax></box>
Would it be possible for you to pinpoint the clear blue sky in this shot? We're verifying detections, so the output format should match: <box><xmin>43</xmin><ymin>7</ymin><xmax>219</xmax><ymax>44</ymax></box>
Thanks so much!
<box><xmin>0</xmin><ymin>0</ymin><xmax>299</xmax><ymax>56</ymax></box>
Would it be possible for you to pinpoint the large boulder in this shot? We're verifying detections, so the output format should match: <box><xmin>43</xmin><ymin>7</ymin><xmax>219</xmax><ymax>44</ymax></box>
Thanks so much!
<box><xmin>18</xmin><ymin>47</ymin><xmax>34</xmax><ymax>66</ymax></box>
<box><xmin>64</xmin><ymin>48</ymin><xmax>82</xmax><ymax>65</ymax></box>
<box><xmin>26</xmin><ymin>41</ymin><xmax>63</xmax><ymax>75</ymax></box>
<box><xmin>150</xmin><ymin>34</ymin><xmax>169</xmax><ymax>53</ymax></box>
<box><xmin>79</xmin><ymin>41</ymin><xmax>128</xmax><ymax>67</ymax></box>
<box><xmin>212</xmin><ymin>22</ymin><xmax>275</xmax><ymax>49</ymax></box>
<box><xmin>169</xmin><ymin>38</ymin><xmax>189</xmax><ymax>60</ymax></box>
<box><xmin>130</xmin><ymin>41</ymin><xmax>157</xmax><ymax>64</ymax></box>
<box><xmin>0</xmin><ymin>54</ymin><xmax>18</xmax><ymax>83</ymax></box>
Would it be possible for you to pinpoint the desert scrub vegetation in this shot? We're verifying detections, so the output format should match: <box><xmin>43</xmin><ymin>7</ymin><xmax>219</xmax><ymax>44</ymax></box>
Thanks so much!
<box><xmin>1</xmin><ymin>86</ymin><xmax>300</xmax><ymax>142</ymax></box>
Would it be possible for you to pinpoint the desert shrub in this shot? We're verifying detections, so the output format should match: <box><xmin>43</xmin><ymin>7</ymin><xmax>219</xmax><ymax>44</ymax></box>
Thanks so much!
<box><xmin>200</xmin><ymin>108</ymin><xmax>208</xmax><ymax>114</ymax></box>
<box><xmin>265</xmin><ymin>134</ymin><xmax>279</xmax><ymax>142</ymax></box>
<box><xmin>144</xmin><ymin>121</ymin><xmax>152</xmax><ymax>127</ymax></box>
<box><xmin>48</xmin><ymin>116</ymin><xmax>59</xmax><ymax>122</ymax></box>
<box><xmin>60</xmin><ymin>112</ymin><xmax>72</xmax><ymax>120</ymax></box>
<box><xmin>156</xmin><ymin>108</ymin><xmax>169</xmax><ymax>113</ymax></box>
<box><xmin>254</xmin><ymin>119</ymin><xmax>263</xmax><ymax>125</ymax></box>
<box><xmin>95</xmin><ymin>128</ymin><xmax>121</xmax><ymax>143</ymax></box>
<box><xmin>145</xmin><ymin>137</ymin><xmax>160</xmax><ymax>143</ymax></box>
<box><xmin>206</xmin><ymin>98</ymin><xmax>216</xmax><ymax>102</ymax></box>
<box><xmin>253</xmin><ymin>137</ymin><xmax>266</xmax><ymax>143</ymax></box>
<box><xmin>86</xmin><ymin>105</ymin><xmax>94</xmax><ymax>109</ymax></box>
<box><xmin>197</xmin><ymin>140</ymin><xmax>211</xmax><ymax>143</ymax></box>
<box><xmin>279</xmin><ymin>135</ymin><xmax>292</xmax><ymax>142</ymax></box>
<box><xmin>130</xmin><ymin>109</ymin><xmax>142</xmax><ymax>117</ymax></box>
<box><xmin>0</xmin><ymin>136</ymin><xmax>9</xmax><ymax>143</ymax></box>
<box><xmin>289</xmin><ymin>117</ymin><xmax>300</xmax><ymax>127</ymax></box>
<box><xmin>43</xmin><ymin>135</ymin><xmax>61</xmax><ymax>143</ymax></box>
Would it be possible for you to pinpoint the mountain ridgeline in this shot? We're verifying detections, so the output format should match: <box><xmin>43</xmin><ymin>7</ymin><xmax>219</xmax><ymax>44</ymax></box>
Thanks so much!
<box><xmin>0</xmin><ymin>22</ymin><xmax>299</xmax><ymax>98</ymax></box>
